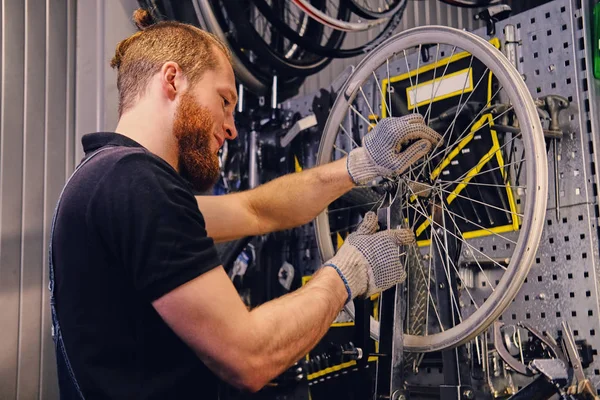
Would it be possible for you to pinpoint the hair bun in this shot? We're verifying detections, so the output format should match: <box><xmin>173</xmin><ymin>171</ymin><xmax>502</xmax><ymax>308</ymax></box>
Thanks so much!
<box><xmin>133</xmin><ymin>8</ymin><xmax>154</xmax><ymax>30</ymax></box>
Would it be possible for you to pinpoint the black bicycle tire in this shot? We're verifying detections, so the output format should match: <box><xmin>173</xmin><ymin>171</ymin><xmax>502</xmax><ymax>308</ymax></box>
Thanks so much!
<box><xmin>439</xmin><ymin>0</ymin><xmax>502</xmax><ymax>8</ymax></box>
<box><xmin>203</xmin><ymin>0</ymin><xmax>306</xmax><ymax>98</ymax></box>
<box><xmin>346</xmin><ymin>0</ymin><xmax>404</xmax><ymax>20</ymax></box>
<box><xmin>253</xmin><ymin>0</ymin><xmax>406</xmax><ymax>59</ymax></box>
<box><xmin>221</xmin><ymin>0</ymin><xmax>334</xmax><ymax>76</ymax></box>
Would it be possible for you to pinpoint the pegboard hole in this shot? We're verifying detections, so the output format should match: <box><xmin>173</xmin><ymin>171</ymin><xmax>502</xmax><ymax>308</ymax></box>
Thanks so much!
<box><xmin>563</xmin><ymin>217</ymin><xmax>568</xmax><ymax>223</ymax></box>
<box><xmin>525</xmin><ymin>313</ymin><xmax>530</xmax><ymax>319</ymax></box>
<box><xmin>549</xmin><ymin>237</ymin><xmax>554</xmax><ymax>244</ymax></box>
<box><xmin>545</xmin><ymin>12</ymin><xmax>550</xmax><ymax>18</ymax></box>
<box><xmin>586</xmin><ymin>290</ymin><xmax>591</xmax><ymax>297</ymax></box>
<box><xmin>536</xmin><ymin>258</ymin><xmax>541</xmax><ymax>264</ymax></box>
<box><xmin>512</xmin><ymin>314</ymin><xmax>517</xmax><ymax>320</ymax></box>
<box><xmin>538</xmin><ymin>275</ymin><xmax>543</xmax><ymax>282</ymax></box>
<box><xmin>583</xmin><ymin>252</ymin><xmax>588</xmax><ymax>259</ymax></box>
<box><xmin>516</xmin><ymin>23</ymin><xmax>521</xmax><ymax>29</ymax></box>
<box><xmin>540</xmin><ymin>312</ymin><xmax>545</xmax><ymax>318</ymax></box>
<box><xmin>568</xmin><ymin>273</ymin><xmax>573</xmax><ymax>279</ymax></box>
<box><xmin>525</xmin><ymin>295</ymin><xmax>529</xmax><ymax>301</ymax></box>
<box><xmin>561</xmin><ymin>6</ymin><xmax>566</xmax><ymax>12</ymax></box>
<box><xmin>581</xmin><ymin>233</ymin><xmax>586</xmax><ymax>239</ymax></box>
<box><xmin>570</xmin><ymin>292</ymin><xmax>575</xmax><ymax>298</ymax></box>
<box><xmin>505</xmin><ymin>243</ymin><xmax>510</xmax><ymax>249</ymax></box>
<box><xmin>555</xmin><ymin>293</ymin><xmax>560</xmax><ymax>299</ymax></box>
<box><xmin>552</xmin><ymin>274</ymin><xmax>557</xmax><ymax>280</ymax></box>
<box><xmin>492</xmin><ymin>245</ymin><xmax>497</xmax><ymax>251</ymax></box>
<box><xmin>532</xmin><ymin>34</ymin><xmax>537</xmax><ymax>41</ymax></box>
<box><xmin>563</xmin><ymin>42</ymin><xmax>569</xmax><ymax>49</ymax></box>
<box><xmin>547</xmin><ymin>219</ymin><xmax>552</xmax><ymax>226</ymax></box>
<box><xmin>574</xmin><ymin>330</ymin><xmax>579</xmax><ymax>336</ymax></box>
<box><xmin>551</xmin><ymin>82</ymin><xmax>556</xmax><ymax>89</ymax></box>
<box><xmin>556</xmin><ymin>311</ymin><xmax>561</xmax><ymax>317</ymax></box>
<box><xmin>579</xmin><ymin>215</ymin><xmax>584</xmax><ymax>221</ymax></box>
<box><xmin>584</xmin><ymin>271</ymin><xmax>589</xmax><ymax>278</ymax></box>
<box><xmin>534</xmin><ymin>52</ymin><xmax>539</xmax><ymax>59</ymax></box>
<box><xmin>535</xmin><ymin>69</ymin><xmax>540</xmax><ymax>76</ymax></box>
<box><xmin>572</xmin><ymin>311</ymin><xmax>577</xmax><ymax>317</ymax></box>
<box><xmin>564</xmin><ymin>236</ymin><xmax>569</xmax><ymax>242</ymax></box>
<box><xmin>589</xmin><ymin>310</ymin><xmax>594</xmax><ymax>316</ymax></box>
<box><xmin>530</xmin><ymin>17</ymin><xmax>536</xmax><ymax>23</ymax></box>
<box><xmin>547</xmin><ymin>30</ymin><xmax>552</xmax><ymax>37</ymax></box>
<box><xmin>565</xmin><ymin>59</ymin><xmax>571</xmax><ymax>67</ymax></box>
<box><xmin>551</xmin><ymin>256</ymin><xmax>556</xmax><ymax>262</ymax></box>
<box><xmin>566</xmin><ymin>254</ymin><xmax>571</xmax><ymax>261</ymax></box>
<box><xmin>567</xmin><ymin>78</ymin><xmax>572</xmax><ymax>85</ymax></box>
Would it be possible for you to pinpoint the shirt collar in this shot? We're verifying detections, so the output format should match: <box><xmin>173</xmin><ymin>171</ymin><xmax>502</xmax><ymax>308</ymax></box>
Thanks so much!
<box><xmin>82</xmin><ymin>132</ymin><xmax>145</xmax><ymax>154</ymax></box>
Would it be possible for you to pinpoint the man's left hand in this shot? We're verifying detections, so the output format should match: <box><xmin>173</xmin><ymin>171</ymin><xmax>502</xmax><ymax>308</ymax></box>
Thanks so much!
<box><xmin>347</xmin><ymin>114</ymin><xmax>443</xmax><ymax>185</ymax></box>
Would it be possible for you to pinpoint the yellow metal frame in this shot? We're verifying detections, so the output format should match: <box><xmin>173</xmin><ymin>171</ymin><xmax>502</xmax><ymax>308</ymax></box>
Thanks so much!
<box><xmin>406</xmin><ymin>68</ymin><xmax>474</xmax><ymax>111</ymax></box>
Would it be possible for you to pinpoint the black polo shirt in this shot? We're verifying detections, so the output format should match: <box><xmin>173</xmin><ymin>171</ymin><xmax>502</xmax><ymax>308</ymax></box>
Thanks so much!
<box><xmin>52</xmin><ymin>132</ymin><xmax>222</xmax><ymax>399</ymax></box>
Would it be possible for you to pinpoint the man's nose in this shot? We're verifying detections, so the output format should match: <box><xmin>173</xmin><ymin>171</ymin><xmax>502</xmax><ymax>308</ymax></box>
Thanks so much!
<box><xmin>224</xmin><ymin>121</ymin><xmax>238</xmax><ymax>140</ymax></box>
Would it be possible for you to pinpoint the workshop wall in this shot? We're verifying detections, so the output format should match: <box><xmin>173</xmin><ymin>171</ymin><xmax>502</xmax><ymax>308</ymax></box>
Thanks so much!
<box><xmin>0</xmin><ymin>0</ymin><xmax>76</xmax><ymax>399</ymax></box>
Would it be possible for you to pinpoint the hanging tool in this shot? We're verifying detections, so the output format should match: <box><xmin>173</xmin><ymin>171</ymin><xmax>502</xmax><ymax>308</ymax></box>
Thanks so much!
<box><xmin>562</xmin><ymin>321</ymin><xmax>600</xmax><ymax>400</ymax></box>
<box><xmin>535</xmin><ymin>95</ymin><xmax>569</xmax><ymax>221</ymax></box>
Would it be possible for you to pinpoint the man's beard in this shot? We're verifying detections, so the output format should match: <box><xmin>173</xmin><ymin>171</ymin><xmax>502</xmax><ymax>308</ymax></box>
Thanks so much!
<box><xmin>173</xmin><ymin>92</ymin><xmax>221</xmax><ymax>192</ymax></box>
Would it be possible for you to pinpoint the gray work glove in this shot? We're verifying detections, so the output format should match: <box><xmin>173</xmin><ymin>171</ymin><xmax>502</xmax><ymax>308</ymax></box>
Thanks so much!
<box><xmin>324</xmin><ymin>211</ymin><xmax>415</xmax><ymax>303</ymax></box>
<box><xmin>347</xmin><ymin>114</ymin><xmax>443</xmax><ymax>185</ymax></box>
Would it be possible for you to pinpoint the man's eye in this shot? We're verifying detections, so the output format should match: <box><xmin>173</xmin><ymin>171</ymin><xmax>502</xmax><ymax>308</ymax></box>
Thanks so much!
<box><xmin>222</xmin><ymin>97</ymin><xmax>230</xmax><ymax>107</ymax></box>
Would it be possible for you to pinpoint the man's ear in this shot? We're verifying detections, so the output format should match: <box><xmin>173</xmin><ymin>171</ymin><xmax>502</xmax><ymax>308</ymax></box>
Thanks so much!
<box><xmin>160</xmin><ymin>61</ymin><xmax>187</xmax><ymax>101</ymax></box>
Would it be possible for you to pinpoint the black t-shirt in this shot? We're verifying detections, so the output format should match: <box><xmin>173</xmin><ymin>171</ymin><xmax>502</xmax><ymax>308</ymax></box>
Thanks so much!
<box><xmin>52</xmin><ymin>132</ymin><xmax>222</xmax><ymax>399</ymax></box>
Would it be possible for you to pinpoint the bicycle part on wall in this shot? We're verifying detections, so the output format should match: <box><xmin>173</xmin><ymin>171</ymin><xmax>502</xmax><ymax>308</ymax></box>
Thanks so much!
<box><xmin>220</xmin><ymin>0</ymin><xmax>336</xmax><ymax>77</ymax></box>
<box><xmin>251</xmin><ymin>0</ymin><xmax>407</xmax><ymax>59</ymax></box>
<box><xmin>440</xmin><ymin>0</ymin><xmax>503</xmax><ymax>8</ymax></box>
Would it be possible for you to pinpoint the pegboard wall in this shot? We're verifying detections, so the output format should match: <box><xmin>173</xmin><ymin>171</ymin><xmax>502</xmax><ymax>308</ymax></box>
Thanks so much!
<box><xmin>283</xmin><ymin>0</ymin><xmax>600</xmax><ymax>391</ymax></box>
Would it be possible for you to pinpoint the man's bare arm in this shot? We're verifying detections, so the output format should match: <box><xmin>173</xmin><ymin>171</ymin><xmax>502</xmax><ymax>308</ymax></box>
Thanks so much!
<box><xmin>152</xmin><ymin>265</ymin><xmax>347</xmax><ymax>392</ymax></box>
<box><xmin>197</xmin><ymin>158</ymin><xmax>353</xmax><ymax>242</ymax></box>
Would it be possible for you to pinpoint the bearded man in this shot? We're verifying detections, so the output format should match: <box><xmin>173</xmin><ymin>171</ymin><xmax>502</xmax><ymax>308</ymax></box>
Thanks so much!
<box><xmin>49</xmin><ymin>8</ymin><xmax>441</xmax><ymax>399</ymax></box>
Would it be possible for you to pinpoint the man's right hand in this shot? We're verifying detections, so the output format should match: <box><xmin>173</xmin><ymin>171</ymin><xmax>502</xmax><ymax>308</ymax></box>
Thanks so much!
<box><xmin>323</xmin><ymin>211</ymin><xmax>415</xmax><ymax>303</ymax></box>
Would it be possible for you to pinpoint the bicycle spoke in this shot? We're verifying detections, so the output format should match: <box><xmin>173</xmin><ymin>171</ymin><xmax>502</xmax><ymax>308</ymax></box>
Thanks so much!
<box><xmin>441</xmin><ymin>200</ymin><xmax>498</xmax><ymax>292</ymax></box>
<box><xmin>327</xmin><ymin>201</ymin><xmax>381</xmax><ymax>213</ymax></box>
<box><xmin>372</xmin><ymin>70</ymin><xmax>391</xmax><ymax>118</ymax></box>
<box><xmin>405</xmin><ymin>200</ymin><xmax>508</xmax><ymax>271</ymax></box>
<box><xmin>386</xmin><ymin>59</ymin><xmax>393</xmax><ymax>118</ymax></box>
<box><xmin>413</xmin><ymin>44</ymin><xmax>422</xmax><ymax>115</ymax></box>
<box><xmin>437</xmin><ymin>180</ymin><xmax>526</xmax><ymax>190</ymax></box>
<box><xmin>359</xmin><ymin>86</ymin><xmax>378</xmax><ymax>122</ymax></box>
<box><xmin>339</xmin><ymin>124</ymin><xmax>360</xmax><ymax>149</ymax></box>
<box><xmin>424</xmin><ymin>44</ymin><xmax>441</xmax><ymax>125</ymax></box>
<box><xmin>404</xmin><ymin>177</ymin><xmax>524</xmax><ymax>223</ymax></box>
<box><xmin>349</xmin><ymin>104</ymin><xmax>374</xmax><ymax>128</ymax></box>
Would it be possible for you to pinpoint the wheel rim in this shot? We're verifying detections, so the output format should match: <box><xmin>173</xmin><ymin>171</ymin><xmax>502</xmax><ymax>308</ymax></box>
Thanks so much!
<box><xmin>315</xmin><ymin>26</ymin><xmax>548</xmax><ymax>352</ymax></box>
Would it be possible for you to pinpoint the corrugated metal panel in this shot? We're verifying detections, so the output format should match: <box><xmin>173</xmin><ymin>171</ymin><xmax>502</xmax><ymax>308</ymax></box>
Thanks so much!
<box><xmin>299</xmin><ymin>0</ymin><xmax>484</xmax><ymax>96</ymax></box>
<box><xmin>0</xmin><ymin>0</ymin><xmax>76</xmax><ymax>398</ymax></box>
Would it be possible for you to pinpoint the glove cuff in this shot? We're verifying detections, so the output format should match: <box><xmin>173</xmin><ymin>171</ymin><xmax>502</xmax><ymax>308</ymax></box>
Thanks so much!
<box><xmin>324</xmin><ymin>244</ymin><xmax>369</xmax><ymax>302</ymax></box>
<box><xmin>347</xmin><ymin>147</ymin><xmax>380</xmax><ymax>185</ymax></box>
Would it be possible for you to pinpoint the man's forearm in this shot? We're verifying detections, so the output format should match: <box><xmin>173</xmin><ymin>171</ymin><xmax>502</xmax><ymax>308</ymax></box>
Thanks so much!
<box><xmin>247</xmin><ymin>267</ymin><xmax>347</xmax><ymax>388</ymax></box>
<box><xmin>248</xmin><ymin>158</ymin><xmax>354</xmax><ymax>234</ymax></box>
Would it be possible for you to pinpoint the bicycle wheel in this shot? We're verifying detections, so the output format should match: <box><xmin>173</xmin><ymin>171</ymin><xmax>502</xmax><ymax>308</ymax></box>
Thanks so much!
<box><xmin>221</xmin><ymin>0</ymin><xmax>335</xmax><ymax>76</ymax></box>
<box><xmin>347</xmin><ymin>0</ymin><xmax>405</xmax><ymax>19</ymax></box>
<box><xmin>253</xmin><ymin>0</ymin><xmax>406</xmax><ymax>59</ymax></box>
<box><xmin>193</xmin><ymin>0</ymin><xmax>305</xmax><ymax>98</ymax></box>
<box><xmin>439</xmin><ymin>0</ymin><xmax>502</xmax><ymax>8</ymax></box>
<box><xmin>290</xmin><ymin>0</ymin><xmax>389</xmax><ymax>31</ymax></box>
<box><xmin>315</xmin><ymin>26</ymin><xmax>547</xmax><ymax>352</ymax></box>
